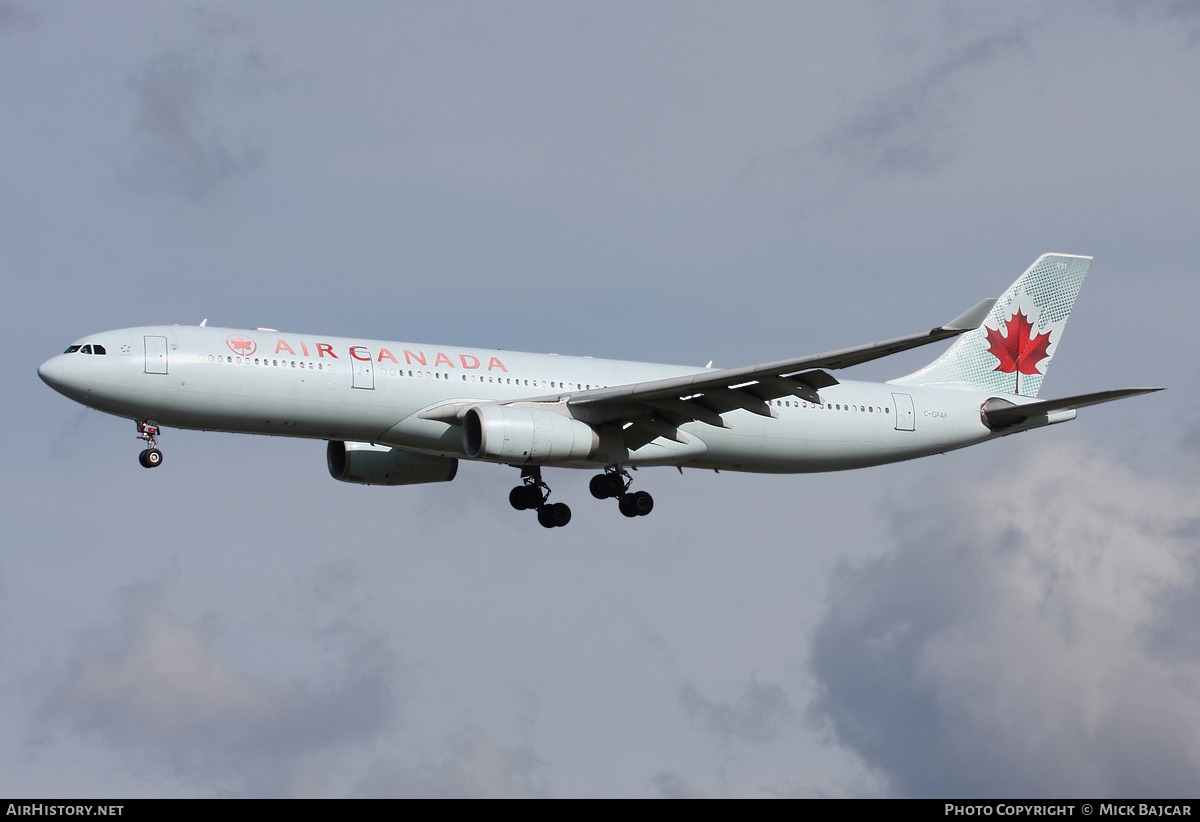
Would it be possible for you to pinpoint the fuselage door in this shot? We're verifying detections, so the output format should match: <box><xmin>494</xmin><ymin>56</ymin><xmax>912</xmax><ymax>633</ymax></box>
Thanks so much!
<box><xmin>144</xmin><ymin>336</ymin><xmax>168</xmax><ymax>374</ymax></box>
<box><xmin>891</xmin><ymin>392</ymin><xmax>915</xmax><ymax>431</ymax></box>
<box><xmin>350</xmin><ymin>346</ymin><xmax>374</xmax><ymax>389</ymax></box>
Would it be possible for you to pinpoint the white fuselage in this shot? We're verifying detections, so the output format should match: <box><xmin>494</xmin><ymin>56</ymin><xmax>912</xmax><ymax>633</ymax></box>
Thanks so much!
<box><xmin>38</xmin><ymin>325</ymin><xmax>1023</xmax><ymax>473</ymax></box>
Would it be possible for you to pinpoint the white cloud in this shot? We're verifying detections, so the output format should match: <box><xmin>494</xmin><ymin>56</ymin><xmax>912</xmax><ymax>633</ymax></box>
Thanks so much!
<box><xmin>53</xmin><ymin>601</ymin><xmax>273</xmax><ymax>736</ymax></box>
<box><xmin>810</xmin><ymin>438</ymin><xmax>1200</xmax><ymax>797</ymax></box>
<box><xmin>41</xmin><ymin>582</ymin><xmax>396</xmax><ymax>796</ymax></box>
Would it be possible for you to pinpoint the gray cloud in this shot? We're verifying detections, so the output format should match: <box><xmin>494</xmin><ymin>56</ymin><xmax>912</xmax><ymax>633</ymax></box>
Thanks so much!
<box><xmin>679</xmin><ymin>679</ymin><xmax>794</xmax><ymax>746</ymax></box>
<box><xmin>351</xmin><ymin>728</ymin><xmax>547</xmax><ymax>798</ymax></box>
<box><xmin>650</xmin><ymin>770</ymin><xmax>704</xmax><ymax>799</ymax></box>
<box><xmin>39</xmin><ymin>581</ymin><xmax>396</xmax><ymax>797</ymax></box>
<box><xmin>809</xmin><ymin>439</ymin><xmax>1200</xmax><ymax>797</ymax></box>
<box><xmin>818</xmin><ymin>24</ymin><xmax>1032</xmax><ymax>178</ymax></box>
<box><xmin>123</xmin><ymin>10</ymin><xmax>270</xmax><ymax>202</ymax></box>
<box><xmin>0</xmin><ymin>0</ymin><xmax>37</xmax><ymax>33</ymax></box>
<box><xmin>1108</xmin><ymin>0</ymin><xmax>1200</xmax><ymax>45</ymax></box>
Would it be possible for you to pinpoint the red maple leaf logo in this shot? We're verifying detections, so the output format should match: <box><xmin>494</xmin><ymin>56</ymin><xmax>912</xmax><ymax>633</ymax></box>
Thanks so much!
<box><xmin>984</xmin><ymin>308</ymin><xmax>1051</xmax><ymax>394</ymax></box>
<box><xmin>226</xmin><ymin>334</ymin><xmax>257</xmax><ymax>356</ymax></box>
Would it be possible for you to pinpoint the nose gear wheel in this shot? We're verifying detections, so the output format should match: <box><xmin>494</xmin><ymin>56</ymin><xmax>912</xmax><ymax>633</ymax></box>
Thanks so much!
<box><xmin>136</xmin><ymin>420</ymin><xmax>163</xmax><ymax>469</ymax></box>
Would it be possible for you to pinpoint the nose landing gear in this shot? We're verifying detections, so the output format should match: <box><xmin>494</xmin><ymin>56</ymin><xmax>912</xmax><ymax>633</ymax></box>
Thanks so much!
<box><xmin>590</xmin><ymin>466</ymin><xmax>653</xmax><ymax>517</ymax></box>
<box><xmin>509</xmin><ymin>466</ymin><xmax>571</xmax><ymax>528</ymax></box>
<box><xmin>137</xmin><ymin>420</ymin><xmax>163</xmax><ymax>468</ymax></box>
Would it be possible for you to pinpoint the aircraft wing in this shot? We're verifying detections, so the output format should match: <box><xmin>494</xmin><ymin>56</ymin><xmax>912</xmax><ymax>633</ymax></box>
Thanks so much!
<box><xmin>419</xmin><ymin>298</ymin><xmax>995</xmax><ymax>448</ymax></box>
<box><xmin>559</xmin><ymin>298</ymin><xmax>998</xmax><ymax>444</ymax></box>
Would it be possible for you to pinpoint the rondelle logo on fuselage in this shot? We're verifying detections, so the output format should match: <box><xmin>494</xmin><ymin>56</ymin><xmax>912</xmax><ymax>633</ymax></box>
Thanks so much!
<box><xmin>226</xmin><ymin>334</ymin><xmax>257</xmax><ymax>356</ymax></box>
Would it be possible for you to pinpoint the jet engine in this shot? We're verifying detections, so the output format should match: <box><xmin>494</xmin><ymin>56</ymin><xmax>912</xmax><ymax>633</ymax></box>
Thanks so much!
<box><xmin>462</xmin><ymin>404</ymin><xmax>598</xmax><ymax>463</ymax></box>
<box><xmin>327</xmin><ymin>441</ymin><xmax>458</xmax><ymax>485</ymax></box>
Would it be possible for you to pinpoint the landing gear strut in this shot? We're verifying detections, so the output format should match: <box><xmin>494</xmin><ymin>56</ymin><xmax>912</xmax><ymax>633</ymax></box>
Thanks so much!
<box><xmin>590</xmin><ymin>466</ymin><xmax>653</xmax><ymax>517</ymax></box>
<box><xmin>136</xmin><ymin>420</ymin><xmax>163</xmax><ymax>468</ymax></box>
<box><xmin>509</xmin><ymin>466</ymin><xmax>571</xmax><ymax>528</ymax></box>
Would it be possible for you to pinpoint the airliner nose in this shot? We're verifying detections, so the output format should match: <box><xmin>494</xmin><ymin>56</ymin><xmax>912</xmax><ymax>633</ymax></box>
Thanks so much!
<box><xmin>38</xmin><ymin>356</ymin><xmax>62</xmax><ymax>388</ymax></box>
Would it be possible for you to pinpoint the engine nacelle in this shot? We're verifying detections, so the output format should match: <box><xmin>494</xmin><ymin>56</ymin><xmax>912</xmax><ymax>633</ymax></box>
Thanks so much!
<box><xmin>327</xmin><ymin>441</ymin><xmax>458</xmax><ymax>486</ymax></box>
<box><xmin>463</xmin><ymin>404</ymin><xmax>598</xmax><ymax>463</ymax></box>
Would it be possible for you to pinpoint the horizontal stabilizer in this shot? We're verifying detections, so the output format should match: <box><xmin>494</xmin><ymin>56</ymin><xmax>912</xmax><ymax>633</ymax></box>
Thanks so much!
<box><xmin>981</xmin><ymin>387</ymin><xmax>1162</xmax><ymax>430</ymax></box>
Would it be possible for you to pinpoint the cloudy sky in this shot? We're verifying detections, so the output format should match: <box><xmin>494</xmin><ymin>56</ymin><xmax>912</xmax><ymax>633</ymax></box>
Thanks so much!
<box><xmin>3</xmin><ymin>1</ymin><xmax>1199</xmax><ymax>797</ymax></box>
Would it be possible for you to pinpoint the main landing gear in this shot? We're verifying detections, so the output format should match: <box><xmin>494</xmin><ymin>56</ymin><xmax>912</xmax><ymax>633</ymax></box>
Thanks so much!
<box><xmin>509</xmin><ymin>466</ymin><xmax>572</xmax><ymax>528</ymax></box>
<box><xmin>136</xmin><ymin>420</ymin><xmax>163</xmax><ymax>468</ymax></box>
<box><xmin>509</xmin><ymin>465</ymin><xmax>654</xmax><ymax>528</ymax></box>
<box><xmin>590</xmin><ymin>466</ymin><xmax>653</xmax><ymax>518</ymax></box>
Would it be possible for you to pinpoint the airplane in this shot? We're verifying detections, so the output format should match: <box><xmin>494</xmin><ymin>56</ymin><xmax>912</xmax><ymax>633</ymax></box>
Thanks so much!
<box><xmin>38</xmin><ymin>253</ymin><xmax>1159</xmax><ymax>528</ymax></box>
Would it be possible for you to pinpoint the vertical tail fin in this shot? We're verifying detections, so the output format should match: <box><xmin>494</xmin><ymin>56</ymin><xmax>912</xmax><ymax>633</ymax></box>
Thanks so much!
<box><xmin>891</xmin><ymin>253</ymin><xmax>1092</xmax><ymax>398</ymax></box>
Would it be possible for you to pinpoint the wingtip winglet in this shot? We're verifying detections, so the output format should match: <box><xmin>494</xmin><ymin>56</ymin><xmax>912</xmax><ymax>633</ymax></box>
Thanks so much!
<box><xmin>942</xmin><ymin>298</ymin><xmax>998</xmax><ymax>332</ymax></box>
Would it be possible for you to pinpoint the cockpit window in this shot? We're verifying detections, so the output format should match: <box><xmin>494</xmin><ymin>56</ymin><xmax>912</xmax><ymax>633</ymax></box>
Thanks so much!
<box><xmin>92</xmin><ymin>344</ymin><xmax>106</xmax><ymax>355</ymax></box>
<box><xmin>64</xmin><ymin>345</ymin><xmax>81</xmax><ymax>353</ymax></box>
<box><xmin>80</xmin><ymin>345</ymin><xmax>92</xmax><ymax>354</ymax></box>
